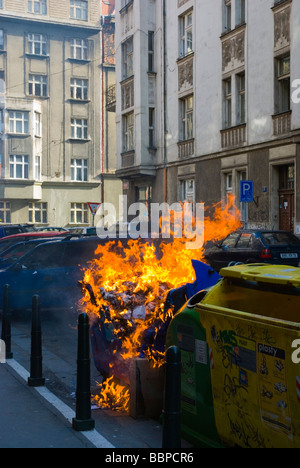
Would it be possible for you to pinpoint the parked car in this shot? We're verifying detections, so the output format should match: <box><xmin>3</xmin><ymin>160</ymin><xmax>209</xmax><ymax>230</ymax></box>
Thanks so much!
<box><xmin>67</xmin><ymin>227</ymin><xmax>97</xmax><ymax>236</ymax></box>
<box><xmin>36</xmin><ymin>227</ymin><xmax>69</xmax><ymax>232</ymax></box>
<box><xmin>0</xmin><ymin>231</ymin><xmax>70</xmax><ymax>254</ymax></box>
<box><xmin>0</xmin><ymin>224</ymin><xmax>37</xmax><ymax>239</ymax></box>
<box><xmin>0</xmin><ymin>237</ymin><xmax>103</xmax><ymax>311</ymax></box>
<box><xmin>204</xmin><ymin>229</ymin><xmax>300</xmax><ymax>272</ymax></box>
<box><xmin>0</xmin><ymin>238</ymin><xmax>65</xmax><ymax>269</ymax></box>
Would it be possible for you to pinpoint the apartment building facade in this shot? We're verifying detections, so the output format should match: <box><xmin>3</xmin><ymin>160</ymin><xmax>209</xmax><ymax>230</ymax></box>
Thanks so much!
<box><xmin>0</xmin><ymin>0</ymin><xmax>115</xmax><ymax>228</ymax></box>
<box><xmin>115</xmin><ymin>0</ymin><xmax>300</xmax><ymax>234</ymax></box>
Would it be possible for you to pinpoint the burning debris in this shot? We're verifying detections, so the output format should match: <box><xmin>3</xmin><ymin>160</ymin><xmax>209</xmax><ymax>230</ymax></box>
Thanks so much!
<box><xmin>80</xmin><ymin>198</ymin><xmax>242</xmax><ymax>412</ymax></box>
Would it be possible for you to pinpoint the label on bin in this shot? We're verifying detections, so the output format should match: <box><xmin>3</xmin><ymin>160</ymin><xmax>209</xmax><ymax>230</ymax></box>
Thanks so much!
<box><xmin>200</xmin><ymin>308</ymin><xmax>298</xmax><ymax>448</ymax></box>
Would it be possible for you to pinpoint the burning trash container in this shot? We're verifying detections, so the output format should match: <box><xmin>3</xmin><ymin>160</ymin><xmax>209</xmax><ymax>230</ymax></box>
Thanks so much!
<box><xmin>166</xmin><ymin>263</ymin><xmax>300</xmax><ymax>448</ymax></box>
<box><xmin>83</xmin><ymin>257</ymin><xmax>220</xmax><ymax>418</ymax></box>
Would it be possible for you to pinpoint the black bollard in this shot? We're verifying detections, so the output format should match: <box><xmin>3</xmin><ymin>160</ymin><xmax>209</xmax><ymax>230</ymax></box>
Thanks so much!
<box><xmin>72</xmin><ymin>312</ymin><xmax>95</xmax><ymax>432</ymax></box>
<box><xmin>162</xmin><ymin>346</ymin><xmax>182</xmax><ymax>449</ymax></box>
<box><xmin>1</xmin><ymin>284</ymin><xmax>13</xmax><ymax>359</ymax></box>
<box><xmin>28</xmin><ymin>295</ymin><xmax>45</xmax><ymax>387</ymax></box>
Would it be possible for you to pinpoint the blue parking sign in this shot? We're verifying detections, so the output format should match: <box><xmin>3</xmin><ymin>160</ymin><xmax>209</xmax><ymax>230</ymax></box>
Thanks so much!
<box><xmin>240</xmin><ymin>181</ymin><xmax>254</xmax><ymax>203</ymax></box>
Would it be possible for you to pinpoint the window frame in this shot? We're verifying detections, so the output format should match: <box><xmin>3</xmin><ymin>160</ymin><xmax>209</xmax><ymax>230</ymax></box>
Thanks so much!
<box><xmin>28</xmin><ymin>0</ymin><xmax>47</xmax><ymax>15</ymax></box>
<box><xmin>8</xmin><ymin>111</ymin><xmax>29</xmax><ymax>134</ymax></box>
<box><xmin>28</xmin><ymin>74</ymin><xmax>48</xmax><ymax>98</ymax></box>
<box><xmin>123</xmin><ymin>112</ymin><xmax>134</xmax><ymax>152</ymax></box>
<box><xmin>179</xmin><ymin>11</ymin><xmax>193</xmax><ymax>57</ymax></box>
<box><xmin>70</xmin><ymin>39</ymin><xmax>88</xmax><ymax>61</ymax></box>
<box><xmin>180</xmin><ymin>95</ymin><xmax>194</xmax><ymax>141</ymax></box>
<box><xmin>0</xmin><ymin>201</ymin><xmax>11</xmax><ymax>224</ymax></box>
<box><xmin>70</xmin><ymin>202</ymin><xmax>89</xmax><ymax>224</ymax></box>
<box><xmin>28</xmin><ymin>202</ymin><xmax>48</xmax><ymax>224</ymax></box>
<box><xmin>122</xmin><ymin>37</ymin><xmax>134</xmax><ymax>80</ymax></box>
<box><xmin>27</xmin><ymin>33</ymin><xmax>47</xmax><ymax>56</ymax></box>
<box><xmin>9</xmin><ymin>155</ymin><xmax>29</xmax><ymax>180</ymax></box>
<box><xmin>223</xmin><ymin>77</ymin><xmax>232</xmax><ymax>129</ymax></box>
<box><xmin>70</xmin><ymin>0</ymin><xmax>88</xmax><ymax>21</ymax></box>
<box><xmin>71</xmin><ymin>158</ymin><xmax>88</xmax><ymax>182</ymax></box>
<box><xmin>70</xmin><ymin>118</ymin><xmax>88</xmax><ymax>140</ymax></box>
<box><xmin>70</xmin><ymin>78</ymin><xmax>88</xmax><ymax>100</ymax></box>
<box><xmin>275</xmin><ymin>55</ymin><xmax>291</xmax><ymax>114</ymax></box>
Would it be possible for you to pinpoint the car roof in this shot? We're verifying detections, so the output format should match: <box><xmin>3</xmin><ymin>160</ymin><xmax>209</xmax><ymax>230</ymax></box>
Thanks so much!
<box><xmin>0</xmin><ymin>231</ymin><xmax>68</xmax><ymax>240</ymax></box>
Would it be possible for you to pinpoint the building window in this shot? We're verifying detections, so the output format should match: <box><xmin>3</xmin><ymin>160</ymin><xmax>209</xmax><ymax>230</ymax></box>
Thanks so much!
<box><xmin>180</xmin><ymin>95</ymin><xmax>193</xmax><ymax>141</ymax></box>
<box><xmin>236</xmin><ymin>0</ymin><xmax>246</xmax><ymax>26</ymax></box>
<box><xmin>223</xmin><ymin>78</ymin><xmax>232</xmax><ymax>128</ymax></box>
<box><xmin>71</xmin><ymin>158</ymin><xmax>88</xmax><ymax>181</ymax></box>
<box><xmin>28</xmin><ymin>33</ymin><xmax>47</xmax><ymax>56</ymax></box>
<box><xmin>223</xmin><ymin>0</ymin><xmax>232</xmax><ymax>32</ymax></box>
<box><xmin>0</xmin><ymin>29</ymin><xmax>4</xmax><ymax>50</ymax></box>
<box><xmin>236</xmin><ymin>72</ymin><xmax>246</xmax><ymax>124</ymax></box>
<box><xmin>29</xmin><ymin>74</ymin><xmax>48</xmax><ymax>97</ymax></box>
<box><xmin>123</xmin><ymin>112</ymin><xmax>134</xmax><ymax>152</ymax></box>
<box><xmin>35</xmin><ymin>156</ymin><xmax>41</xmax><ymax>180</ymax></box>
<box><xmin>0</xmin><ymin>202</ymin><xmax>11</xmax><ymax>223</ymax></box>
<box><xmin>8</xmin><ymin>111</ymin><xmax>29</xmax><ymax>134</ymax></box>
<box><xmin>225</xmin><ymin>172</ymin><xmax>233</xmax><ymax>205</ymax></box>
<box><xmin>29</xmin><ymin>202</ymin><xmax>47</xmax><ymax>224</ymax></box>
<box><xmin>122</xmin><ymin>37</ymin><xmax>133</xmax><ymax>80</ymax></box>
<box><xmin>34</xmin><ymin>112</ymin><xmax>42</xmax><ymax>137</ymax></box>
<box><xmin>149</xmin><ymin>107</ymin><xmax>155</xmax><ymax>148</ymax></box>
<box><xmin>71</xmin><ymin>118</ymin><xmax>88</xmax><ymax>140</ymax></box>
<box><xmin>28</xmin><ymin>0</ymin><xmax>47</xmax><ymax>15</ymax></box>
<box><xmin>275</xmin><ymin>56</ymin><xmax>290</xmax><ymax>114</ymax></box>
<box><xmin>70</xmin><ymin>39</ymin><xmax>88</xmax><ymax>60</ymax></box>
<box><xmin>9</xmin><ymin>155</ymin><xmax>29</xmax><ymax>179</ymax></box>
<box><xmin>70</xmin><ymin>78</ymin><xmax>88</xmax><ymax>100</ymax></box>
<box><xmin>70</xmin><ymin>203</ymin><xmax>89</xmax><ymax>224</ymax></box>
<box><xmin>180</xmin><ymin>179</ymin><xmax>195</xmax><ymax>203</ymax></box>
<box><xmin>148</xmin><ymin>31</ymin><xmax>155</xmax><ymax>73</ymax></box>
<box><xmin>70</xmin><ymin>0</ymin><xmax>88</xmax><ymax>20</ymax></box>
<box><xmin>179</xmin><ymin>11</ymin><xmax>193</xmax><ymax>57</ymax></box>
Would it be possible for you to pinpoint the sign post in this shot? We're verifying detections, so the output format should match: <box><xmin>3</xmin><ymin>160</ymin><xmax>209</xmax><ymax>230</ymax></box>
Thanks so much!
<box><xmin>240</xmin><ymin>181</ymin><xmax>254</xmax><ymax>228</ymax></box>
<box><xmin>87</xmin><ymin>203</ymin><xmax>101</xmax><ymax>227</ymax></box>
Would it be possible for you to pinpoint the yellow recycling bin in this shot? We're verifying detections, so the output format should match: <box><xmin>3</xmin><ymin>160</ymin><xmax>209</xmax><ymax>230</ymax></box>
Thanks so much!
<box><xmin>197</xmin><ymin>264</ymin><xmax>300</xmax><ymax>448</ymax></box>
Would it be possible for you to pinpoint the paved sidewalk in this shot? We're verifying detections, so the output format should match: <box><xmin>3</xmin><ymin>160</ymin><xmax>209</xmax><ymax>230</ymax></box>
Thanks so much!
<box><xmin>0</xmin><ymin>360</ymin><xmax>100</xmax><ymax>448</ymax></box>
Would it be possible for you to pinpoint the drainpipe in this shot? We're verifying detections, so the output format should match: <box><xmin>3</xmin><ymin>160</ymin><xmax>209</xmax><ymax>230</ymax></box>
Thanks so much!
<box><xmin>101</xmin><ymin>18</ymin><xmax>105</xmax><ymax>205</ymax></box>
<box><xmin>163</xmin><ymin>0</ymin><xmax>167</xmax><ymax>203</ymax></box>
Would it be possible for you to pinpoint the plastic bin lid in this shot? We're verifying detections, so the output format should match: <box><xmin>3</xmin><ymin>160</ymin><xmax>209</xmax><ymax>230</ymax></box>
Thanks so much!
<box><xmin>220</xmin><ymin>263</ymin><xmax>300</xmax><ymax>287</ymax></box>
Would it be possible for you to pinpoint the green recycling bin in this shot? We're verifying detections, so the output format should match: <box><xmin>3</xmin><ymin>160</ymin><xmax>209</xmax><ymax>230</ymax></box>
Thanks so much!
<box><xmin>165</xmin><ymin>289</ymin><xmax>223</xmax><ymax>448</ymax></box>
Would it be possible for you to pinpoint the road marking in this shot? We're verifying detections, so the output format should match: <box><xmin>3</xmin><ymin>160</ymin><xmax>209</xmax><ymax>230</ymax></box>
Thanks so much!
<box><xmin>6</xmin><ymin>359</ymin><xmax>115</xmax><ymax>449</ymax></box>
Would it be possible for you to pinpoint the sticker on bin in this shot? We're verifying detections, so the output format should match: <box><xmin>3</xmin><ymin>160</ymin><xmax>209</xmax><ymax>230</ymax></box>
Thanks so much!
<box><xmin>195</xmin><ymin>339</ymin><xmax>207</xmax><ymax>365</ymax></box>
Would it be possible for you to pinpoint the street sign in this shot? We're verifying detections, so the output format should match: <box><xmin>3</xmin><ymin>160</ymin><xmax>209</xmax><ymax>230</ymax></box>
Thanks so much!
<box><xmin>88</xmin><ymin>203</ymin><xmax>101</xmax><ymax>216</ymax></box>
<box><xmin>240</xmin><ymin>181</ymin><xmax>254</xmax><ymax>203</ymax></box>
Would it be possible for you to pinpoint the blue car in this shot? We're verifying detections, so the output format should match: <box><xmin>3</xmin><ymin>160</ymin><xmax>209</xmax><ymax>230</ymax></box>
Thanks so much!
<box><xmin>0</xmin><ymin>237</ymin><xmax>102</xmax><ymax>312</ymax></box>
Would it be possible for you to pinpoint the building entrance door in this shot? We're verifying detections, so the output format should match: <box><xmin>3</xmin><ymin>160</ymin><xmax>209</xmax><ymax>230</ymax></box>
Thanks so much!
<box><xmin>278</xmin><ymin>165</ymin><xmax>295</xmax><ymax>232</ymax></box>
<box><xmin>279</xmin><ymin>192</ymin><xmax>294</xmax><ymax>232</ymax></box>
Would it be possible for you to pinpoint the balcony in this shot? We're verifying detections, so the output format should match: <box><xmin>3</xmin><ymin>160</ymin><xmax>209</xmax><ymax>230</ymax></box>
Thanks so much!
<box><xmin>221</xmin><ymin>124</ymin><xmax>246</xmax><ymax>149</ymax></box>
<box><xmin>178</xmin><ymin>139</ymin><xmax>194</xmax><ymax>159</ymax></box>
<box><xmin>272</xmin><ymin>111</ymin><xmax>291</xmax><ymax>136</ymax></box>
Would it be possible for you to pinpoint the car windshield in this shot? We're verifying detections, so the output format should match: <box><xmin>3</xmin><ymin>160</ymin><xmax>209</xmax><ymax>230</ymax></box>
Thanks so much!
<box><xmin>262</xmin><ymin>232</ymin><xmax>300</xmax><ymax>245</ymax></box>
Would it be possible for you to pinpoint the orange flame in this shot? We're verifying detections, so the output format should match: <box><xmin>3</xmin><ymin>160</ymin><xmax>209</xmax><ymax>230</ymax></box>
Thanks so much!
<box><xmin>81</xmin><ymin>197</ymin><xmax>242</xmax><ymax>411</ymax></box>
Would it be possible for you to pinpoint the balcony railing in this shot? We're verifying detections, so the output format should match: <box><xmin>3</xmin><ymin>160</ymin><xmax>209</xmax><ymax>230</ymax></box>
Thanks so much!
<box><xmin>272</xmin><ymin>111</ymin><xmax>291</xmax><ymax>136</ymax></box>
<box><xmin>178</xmin><ymin>139</ymin><xmax>194</xmax><ymax>159</ymax></box>
<box><xmin>221</xmin><ymin>124</ymin><xmax>246</xmax><ymax>148</ymax></box>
